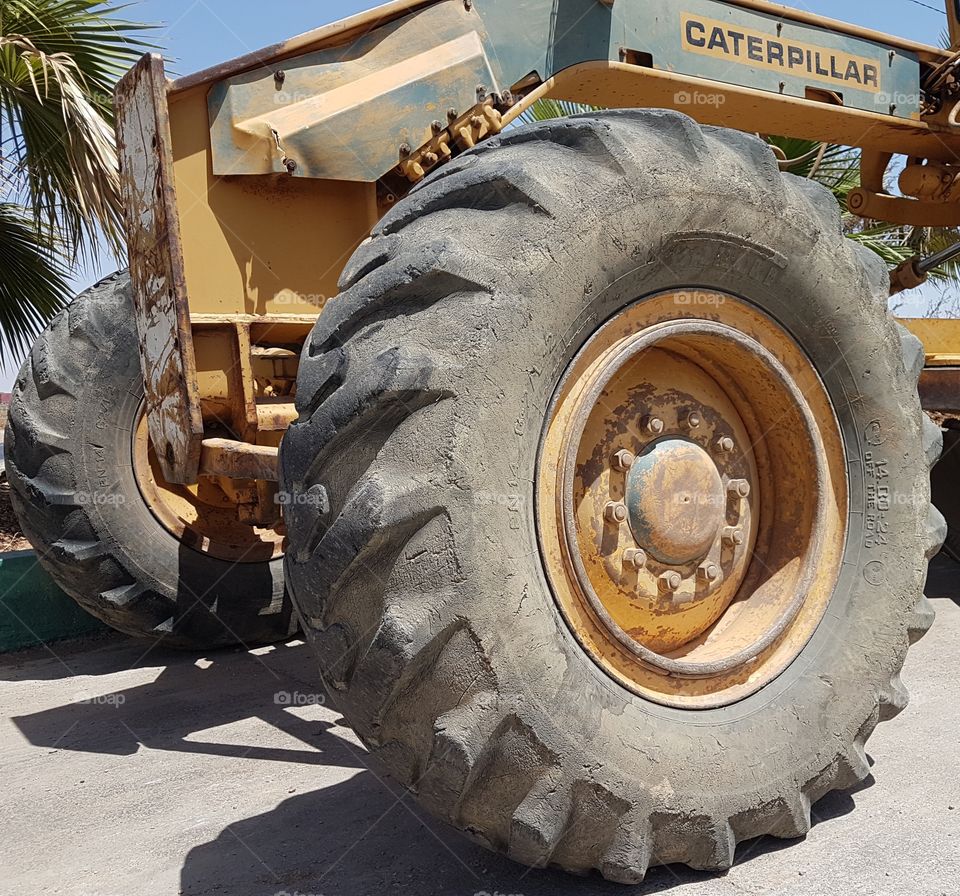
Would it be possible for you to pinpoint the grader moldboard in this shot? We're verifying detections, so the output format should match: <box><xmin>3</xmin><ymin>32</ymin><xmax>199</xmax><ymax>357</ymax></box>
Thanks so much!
<box><xmin>9</xmin><ymin>0</ymin><xmax>960</xmax><ymax>882</ymax></box>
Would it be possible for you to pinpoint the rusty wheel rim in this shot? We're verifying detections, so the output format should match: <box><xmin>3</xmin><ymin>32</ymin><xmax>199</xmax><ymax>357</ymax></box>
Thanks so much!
<box><xmin>132</xmin><ymin>407</ymin><xmax>285</xmax><ymax>563</ymax></box>
<box><xmin>537</xmin><ymin>291</ymin><xmax>846</xmax><ymax>709</ymax></box>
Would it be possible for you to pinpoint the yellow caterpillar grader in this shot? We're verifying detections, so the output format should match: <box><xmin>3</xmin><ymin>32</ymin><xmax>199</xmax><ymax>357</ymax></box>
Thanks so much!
<box><xmin>8</xmin><ymin>0</ymin><xmax>960</xmax><ymax>882</ymax></box>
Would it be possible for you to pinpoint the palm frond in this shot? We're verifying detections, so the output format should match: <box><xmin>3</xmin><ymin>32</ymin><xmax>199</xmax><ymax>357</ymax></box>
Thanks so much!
<box><xmin>0</xmin><ymin>201</ymin><xmax>67</xmax><ymax>365</ymax></box>
<box><xmin>515</xmin><ymin>98</ymin><xmax>601</xmax><ymax>126</ymax></box>
<box><xmin>0</xmin><ymin>0</ymin><xmax>153</xmax><ymax>260</ymax></box>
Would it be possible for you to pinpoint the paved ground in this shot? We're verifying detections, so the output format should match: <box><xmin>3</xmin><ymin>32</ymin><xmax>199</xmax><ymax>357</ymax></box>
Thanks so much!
<box><xmin>3</xmin><ymin>559</ymin><xmax>960</xmax><ymax>896</ymax></box>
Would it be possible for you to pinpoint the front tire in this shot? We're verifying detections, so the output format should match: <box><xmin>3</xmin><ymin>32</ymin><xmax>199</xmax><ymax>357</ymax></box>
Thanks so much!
<box><xmin>281</xmin><ymin>112</ymin><xmax>944</xmax><ymax>881</ymax></box>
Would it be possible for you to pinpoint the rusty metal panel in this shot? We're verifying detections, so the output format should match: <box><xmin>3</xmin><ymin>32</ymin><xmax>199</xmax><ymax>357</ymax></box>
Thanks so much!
<box><xmin>199</xmin><ymin>439</ymin><xmax>279</xmax><ymax>482</ymax></box>
<box><xmin>116</xmin><ymin>53</ymin><xmax>204</xmax><ymax>485</ymax></box>
<box><xmin>919</xmin><ymin>368</ymin><xmax>960</xmax><ymax>414</ymax></box>
<box><xmin>208</xmin><ymin>1</ymin><xmax>500</xmax><ymax>181</ymax></box>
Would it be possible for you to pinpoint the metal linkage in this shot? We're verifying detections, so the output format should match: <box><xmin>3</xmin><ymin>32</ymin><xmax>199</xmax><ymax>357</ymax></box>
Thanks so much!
<box><xmin>890</xmin><ymin>239</ymin><xmax>960</xmax><ymax>294</ymax></box>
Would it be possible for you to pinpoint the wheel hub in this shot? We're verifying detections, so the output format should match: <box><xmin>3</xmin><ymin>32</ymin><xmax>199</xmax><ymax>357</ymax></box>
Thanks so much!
<box><xmin>623</xmin><ymin>438</ymin><xmax>726</xmax><ymax>566</ymax></box>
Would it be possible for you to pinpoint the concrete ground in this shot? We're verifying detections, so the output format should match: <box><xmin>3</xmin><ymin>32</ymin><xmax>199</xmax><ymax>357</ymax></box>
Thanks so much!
<box><xmin>2</xmin><ymin>561</ymin><xmax>959</xmax><ymax>896</ymax></box>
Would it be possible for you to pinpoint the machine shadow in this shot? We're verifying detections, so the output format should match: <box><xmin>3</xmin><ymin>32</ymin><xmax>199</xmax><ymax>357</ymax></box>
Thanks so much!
<box><xmin>8</xmin><ymin>638</ymin><xmax>362</xmax><ymax>768</ymax></box>
<box><xmin>924</xmin><ymin>551</ymin><xmax>960</xmax><ymax>606</ymax></box>
<box><xmin>179</xmin><ymin>766</ymin><xmax>869</xmax><ymax>896</ymax></box>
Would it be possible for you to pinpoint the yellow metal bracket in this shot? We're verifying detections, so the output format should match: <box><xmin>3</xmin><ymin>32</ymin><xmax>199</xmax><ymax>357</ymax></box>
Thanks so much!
<box><xmin>848</xmin><ymin>150</ymin><xmax>960</xmax><ymax>227</ymax></box>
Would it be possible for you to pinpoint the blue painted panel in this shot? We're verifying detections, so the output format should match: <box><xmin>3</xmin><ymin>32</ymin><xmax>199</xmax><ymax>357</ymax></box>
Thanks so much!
<box><xmin>209</xmin><ymin>0</ymin><xmax>922</xmax><ymax>182</ymax></box>
<box><xmin>477</xmin><ymin>0</ymin><xmax>919</xmax><ymax>118</ymax></box>
<box><xmin>619</xmin><ymin>0</ymin><xmax>920</xmax><ymax>117</ymax></box>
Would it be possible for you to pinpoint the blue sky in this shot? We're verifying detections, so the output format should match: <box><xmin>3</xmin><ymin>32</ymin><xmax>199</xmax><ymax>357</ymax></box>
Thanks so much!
<box><xmin>7</xmin><ymin>0</ymin><xmax>953</xmax><ymax>387</ymax></box>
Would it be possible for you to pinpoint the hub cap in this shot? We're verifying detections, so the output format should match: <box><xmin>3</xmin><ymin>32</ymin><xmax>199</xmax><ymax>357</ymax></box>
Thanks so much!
<box><xmin>624</xmin><ymin>439</ymin><xmax>726</xmax><ymax>566</ymax></box>
<box><xmin>537</xmin><ymin>291</ymin><xmax>847</xmax><ymax>708</ymax></box>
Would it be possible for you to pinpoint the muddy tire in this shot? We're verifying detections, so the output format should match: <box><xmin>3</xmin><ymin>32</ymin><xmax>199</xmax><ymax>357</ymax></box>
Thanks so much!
<box><xmin>5</xmin><ymin>273</ymin><xmax>294</xmax><ymax>648</ymax></box>
<box><xmin>280</xmin><ymin>112</ymin><xmax>944</xmax><ymax>881</ymax></box>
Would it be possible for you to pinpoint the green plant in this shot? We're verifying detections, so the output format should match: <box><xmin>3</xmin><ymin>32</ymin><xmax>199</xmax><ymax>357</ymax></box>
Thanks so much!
<box><xmin>0</xmin><ymin>0</ymin><xmax>150</xmax><ymax>362</ymax></box>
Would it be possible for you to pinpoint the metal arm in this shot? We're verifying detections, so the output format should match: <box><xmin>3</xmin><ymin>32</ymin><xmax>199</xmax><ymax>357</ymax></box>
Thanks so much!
<box><xmin>890</xmin><ymin>239</ymin><xmax>960</xmax><ymax>294</ymax></box>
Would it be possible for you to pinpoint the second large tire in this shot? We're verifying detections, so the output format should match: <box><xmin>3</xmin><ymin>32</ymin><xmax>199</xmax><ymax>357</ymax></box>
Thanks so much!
<box><xmin>6</xmin><ymin>273</ymin><xmax>295</xmax><ymax>648</ymax></box>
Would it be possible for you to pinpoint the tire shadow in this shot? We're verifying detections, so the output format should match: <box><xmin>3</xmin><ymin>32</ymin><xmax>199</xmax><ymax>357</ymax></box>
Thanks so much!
<box><xmin>179</xmin><ymin>769</ymin><xmax>869</xmax><ymax>896</ymax></box>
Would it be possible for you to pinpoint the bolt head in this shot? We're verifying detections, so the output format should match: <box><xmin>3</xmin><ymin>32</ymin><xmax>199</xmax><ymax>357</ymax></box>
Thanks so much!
<box><xmin>613</xmin><ymin>449</ymin><xmax>635</xmax><ymax>471</ymax></box>
<box><xmin>447</xmin><ymin>108</ymin><xmax>459</xmax><ymax>122</ymax></box>
<box><xmin>399</xmin><ymin>143</ymin><xmax>411</xmax><ymax>158</ymax></box>
<box><xmin>728</xmin><ymin>479</ymin><xmax>751</xmax><ymax>498</ymax></box>
<box><xmin>284</xmin><ymin>158</ymin><xmax>298</xmax><ymax>174</ymax></box>
<box><xmin>697</xmin><ymin>562</ymin><xmax>720</xmax><ymax>583</ymax></box>
<box><xmin>683</xmin><ymin>411</ymin><xmax>702</xmax><ymax>430</ymax></box>
<box><xmin>722</xmin><ymin>526</ymin><xmax>744</xmax><ymax>546</ymax></box>
<box><xmin>604</xmin><ymin>502</ymin><xmax>627</xmax><ymax>524</ymax></box>
<box><xmin>715</xmin><ymin>436</ymin><xmax>735</xmax><ymax>454</ymax></box>
<box><xmin>431</xmin><ymin>120</ymin><xmax>444</xmax><ymax>134</ymax></box>
<box><xmin>623</xmin><ymin>548</ymin><xmax>647</xmax><ymax>571</ymax></box>
<box><xmin>659</xmin><ymin>571</ymin><xmax>682</xmax><ymax>592</ymax></box>
<box><xmin>643</xmin><ymin>415</ymin><xmax>665</xmax><ymax>435</ymax></box>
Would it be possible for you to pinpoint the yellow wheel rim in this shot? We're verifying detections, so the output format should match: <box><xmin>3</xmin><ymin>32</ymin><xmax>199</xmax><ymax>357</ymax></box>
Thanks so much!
<box><xmin>537</xmin><ymin>291</ymin><xmax>847</xmax><ymax>708</ymax></box>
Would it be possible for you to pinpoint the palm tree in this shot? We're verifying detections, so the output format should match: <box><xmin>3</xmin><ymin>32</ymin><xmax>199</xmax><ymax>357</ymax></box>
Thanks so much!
<box><xmin>0</xmin><ymin>0</ymin><xmax>149</xmax><ymax>364</ymax></box>
<box><xmin>518</xmin><ymin>101</ymin><xmax>960</xmax><ymax>309</ymax></box>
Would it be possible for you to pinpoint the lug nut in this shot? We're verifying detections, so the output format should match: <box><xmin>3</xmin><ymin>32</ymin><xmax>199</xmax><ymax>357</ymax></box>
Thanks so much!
<box><xmin>623</xmin><ymin>548</ymin><xmax>647</xmax><ymax>571</ymax></box>
<box><xmin>715</xmin><ymin>436</ymin><xmax>735</xmax><ymax>454</ymax></box>
<box><xmin>613</xmin><ymin>449</ymin><xmax>635</xmax><ymax>471</ymax></box>
<box><xmin>682</xmin><ymin>410</ymin><xmax>702</xmax><ymax>430</ymax></box>
<box><xmin>604</xmin><ymin>502</ymin><xmax>628</xmax><ymax>524</ymax></box>
<box><xmin>728</xmin><ymin>479</ymin><xmax>751</xmax><ymax>498</ymax></box>
<box><xmin>697</xmin><ymin>562</ymin><xmax>720</xmax><ymax>584</ymax></box>
<box><xmin>659</xmin><ymin>571</ymin><xmax>682</xmax><ymax>593</ymax></box>
<box><xmin>722</xmin><ymin>526</ymin><xmax>745</xmax><ymax>546</ymax></box>
<box><xmin>642</xmin><ymin>415</ymin><xmax>665</xmax><ymax>435</ymax></box>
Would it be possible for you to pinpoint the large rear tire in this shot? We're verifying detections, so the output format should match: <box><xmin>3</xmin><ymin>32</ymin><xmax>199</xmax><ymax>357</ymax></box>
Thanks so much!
<box><xmin>280</xmin><ymin>112</ymin><xmax>944</xmax><ymax>880</ymax></box>
<box><xmin>6</xmin><ymin>273</ymin><xmax>295</xmax><ymax>648</ymax></box>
